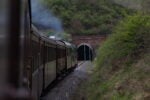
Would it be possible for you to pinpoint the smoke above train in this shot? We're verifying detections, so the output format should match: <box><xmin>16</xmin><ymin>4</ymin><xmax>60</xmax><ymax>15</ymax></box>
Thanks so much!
<box><xmin>31</xmin><ymin>0</ymin><xmax>64</xmax><ymax>35</ymax></box>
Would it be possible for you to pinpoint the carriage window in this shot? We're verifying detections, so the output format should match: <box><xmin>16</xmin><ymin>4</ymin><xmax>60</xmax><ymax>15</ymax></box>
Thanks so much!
<box><xmin>47</xmin><ymin>46</ymin><xmax>49</xmax><ymax>62</ymax></box>
<box><xmin>48</xmin><ymin>46</ymin><xmax>56</xmax><ymax>61</ymax></box>
<box><xmin>0</xmin><ymin>1</ymin><xmax>8</xmax><ymax>32</ymax></box>
<box><xmin>32</xmin><ymin>40</ymin><xmax>39</xmax><ymax>72</ymax></box>
<box><xmin>0</xmin><ymin>0</ymin><xmax>9</xmax><ymax>89</ymax></box>
<box><xmin>40</xmin><ymin>44</ymin><xmax>44</xmax><ymax>65</ymax></box>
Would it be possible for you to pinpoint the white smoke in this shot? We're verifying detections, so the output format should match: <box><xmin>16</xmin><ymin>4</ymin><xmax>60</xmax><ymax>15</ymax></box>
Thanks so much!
<box><xmin>31</xmin><ymin>0</ymin><xmax>64</xmax><ymax>33</ymax></box>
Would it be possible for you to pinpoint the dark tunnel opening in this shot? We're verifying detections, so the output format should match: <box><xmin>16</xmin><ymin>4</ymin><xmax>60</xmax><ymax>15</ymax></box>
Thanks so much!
<box><xmin>77</xmin><ymin>44</ymin><xmax>93</xmax><ymax>61</ymax></box>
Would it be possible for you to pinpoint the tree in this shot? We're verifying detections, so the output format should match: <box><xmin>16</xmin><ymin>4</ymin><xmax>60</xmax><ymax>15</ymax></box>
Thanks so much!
<box><xmin>142</xmin><ymin>0</ymin><xmax>150</xmax><ymax>14</ymax></box>
<box><xmin>42</xmin><ymin>0</ymin><xmax>130</xmax><ymax>35</ymax></box>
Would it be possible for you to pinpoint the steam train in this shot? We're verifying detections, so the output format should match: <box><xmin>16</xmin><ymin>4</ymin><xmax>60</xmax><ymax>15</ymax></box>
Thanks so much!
<box><xmin>29</xmin><ymin>26</ymin><xmax>77</xmax><ymax>99</ymax></box>
<box><xmin>0</xmin><ymin>0</ymin><xmax>77</xmax><ymax>100</ymax></box>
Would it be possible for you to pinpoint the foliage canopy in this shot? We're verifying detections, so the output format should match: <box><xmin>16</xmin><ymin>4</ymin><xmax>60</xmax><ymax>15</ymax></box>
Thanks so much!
<box><xmin>43</xmin><ymin>0</ymin><xmax>130</xmax><ymax>35</ymax></box>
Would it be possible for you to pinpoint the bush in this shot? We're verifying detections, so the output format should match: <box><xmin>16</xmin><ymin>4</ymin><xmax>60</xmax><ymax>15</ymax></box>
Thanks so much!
<box><xmin>96</xmin><ymin>14</ymin><xmax>150</xmax><ymax>68</ymax></box>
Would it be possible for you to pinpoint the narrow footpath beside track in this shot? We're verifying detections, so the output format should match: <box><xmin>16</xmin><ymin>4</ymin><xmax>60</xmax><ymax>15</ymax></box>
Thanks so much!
<box><xmin>42</xmin><ymin>61</ymin><xmax>93</xmax><ymax>100</ymax></box>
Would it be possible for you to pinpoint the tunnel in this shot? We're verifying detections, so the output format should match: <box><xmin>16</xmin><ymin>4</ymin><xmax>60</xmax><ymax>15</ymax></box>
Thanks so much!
<box><xmin>77</xmin><ymin>43</ymin><xmax>93</xmax><ymax>61</ymax></box>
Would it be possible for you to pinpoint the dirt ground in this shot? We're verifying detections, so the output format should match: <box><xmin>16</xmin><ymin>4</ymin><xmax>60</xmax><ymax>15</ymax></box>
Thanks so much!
<box><xmin>42</xmin><ymin>61</ymin><xmax>93</xmax><ymax>100</ymax></box>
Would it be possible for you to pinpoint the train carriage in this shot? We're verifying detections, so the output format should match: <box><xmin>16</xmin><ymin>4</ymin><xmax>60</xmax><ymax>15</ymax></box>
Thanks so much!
<box><xmin>42</xmin><ymin>36</ymin><xmax>57</xmax><ymax>89</ymax></box>
<box><xmin>56</xmin><ymin>40</ymin><xmax>66</xmax><ymax>75</ymax></box>
<box><xmin>64</xmin><ymin>42</ymin><xmax>73</xmax><ymax>70</ymax></box>
<box><xmin>64</xmin><ymin>42</ymin><xmax>78</xmax><ymax>70</ymax></box>
<box><xmin>31</xmin><ymin>26</ymin><xmax>42</xmax><ymax>100</ymax></box>
<box><xmin>71</xmin><ymin>45</ymin><xmax>78</xmax><ymax>68</ymax></box>
<box><xmin>30</xmin><ymin>26</ymin><xmax>78</xmax><ymax>99</ymax></box>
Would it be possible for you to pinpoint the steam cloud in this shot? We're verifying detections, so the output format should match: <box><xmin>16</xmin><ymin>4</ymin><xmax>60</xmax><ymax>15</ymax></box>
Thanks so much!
<box><xmin>31</xmin><ymin>0</ymin><xmax>64</xmax><ymax>33</ymax></box>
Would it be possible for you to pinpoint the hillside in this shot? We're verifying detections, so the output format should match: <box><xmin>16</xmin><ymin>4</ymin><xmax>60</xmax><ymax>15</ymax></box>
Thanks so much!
<box><xmin>112</xmin><ymin>0</ymin><xmax>142</xmax><ymax>9</ymax></box>
<box><xmin>43</xmin><ymin>0</ymin><xmax>131</xmax><ymax>35</ymax></box>
<box><xmin>112</xmin><ymin>0</ymin><xmax>150</xmax><ymax>14</ymax></box>
<box><xmin>78</xmin><ymin>14</ymin><xmax>150</xmax><ymax>100</ymax></box>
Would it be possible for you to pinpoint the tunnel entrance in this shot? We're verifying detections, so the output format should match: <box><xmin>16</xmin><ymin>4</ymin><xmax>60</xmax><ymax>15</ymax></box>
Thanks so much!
<box><xmin>77</xmin><ymin>44</ymin><xmax>93</xmax><ymax>61</ymax></box>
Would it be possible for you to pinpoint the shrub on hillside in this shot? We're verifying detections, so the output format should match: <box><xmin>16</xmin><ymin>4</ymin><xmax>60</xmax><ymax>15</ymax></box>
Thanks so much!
<box><xmin>43</xmin><ymin>0</ymin><xmax>130</xmax><ymax>35</ymax></box>
<box><xmin>96</xmin><ymin>14</ymin><xmax>150</xmax><ymax>68</ymax></box>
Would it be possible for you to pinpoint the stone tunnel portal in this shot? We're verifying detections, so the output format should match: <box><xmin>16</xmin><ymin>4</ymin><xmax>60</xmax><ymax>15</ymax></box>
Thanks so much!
<box><xmin>77</xmin><ymin>43</ymin><xmax>93</xmax><ymax>61</ymax></box>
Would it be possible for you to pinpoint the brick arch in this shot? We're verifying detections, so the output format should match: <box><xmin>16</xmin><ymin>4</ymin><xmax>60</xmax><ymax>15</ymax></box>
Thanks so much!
<box><xmin>72</xmin><ymin>35</ymin><xmax>107</xmax><ymax>50</ymax></box>
<box><xmin>77</xmin><ymin>43</ymin><xmax>93</xmax><ymax>49</ymax></box>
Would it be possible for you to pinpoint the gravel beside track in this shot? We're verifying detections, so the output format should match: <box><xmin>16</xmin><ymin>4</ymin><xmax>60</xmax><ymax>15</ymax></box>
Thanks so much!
<box><xmin>42</xmin><ymin>61</ymin><xmax>93</xmax><ymax>100</ymax></box>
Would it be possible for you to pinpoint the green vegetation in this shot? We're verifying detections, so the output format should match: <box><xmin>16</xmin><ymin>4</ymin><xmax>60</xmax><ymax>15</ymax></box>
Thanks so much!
<box><xmin>83</xmin><ymin>14</ymin><xmax>150</xmax><ymax>100</ymax></box>
<box><xmin>112</xmin><ymin>0</ymin><xmax>142</xmax><ymax>9</ymax></box>
<box><xmin>113</xmin><ymin>0</ymin><xmax>150</xmax><ymax>14</ymax></box>
<box><xmin>141</xmin><ymin>0</ymin><xmax>150</xmax><ymax>14</ymax></box>
<box><xmin>43</xmin><ymin>0</ymin><xmax>131</xmax><ymax>35</ymax></box>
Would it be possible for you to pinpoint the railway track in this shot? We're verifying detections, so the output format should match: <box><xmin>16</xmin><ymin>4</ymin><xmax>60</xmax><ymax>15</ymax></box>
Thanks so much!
<box><xmin>78</xmin><ymin>61</ymin><xmax>85</xmax><ymax>66</ymax></box>
<box><xmin>41</xmin><ymin>62</ymin><xmax>85</xmax><ymax>98</ymax></box>
<box><xmin>42</xmin><ymin>61</ymin><xmax>93</xmax><ymax>100</ymax></box>
<box><xmin>41</xmin><ymin>64</ymin><xmax>77</xmax><ymax>98</ymax></box>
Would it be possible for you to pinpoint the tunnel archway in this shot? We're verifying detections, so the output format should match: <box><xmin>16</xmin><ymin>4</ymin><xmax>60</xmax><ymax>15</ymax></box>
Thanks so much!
<box><xmin>77</xmin><ymin>43</ymin><xmax>93</xmax><ymax>61</ymax></box>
